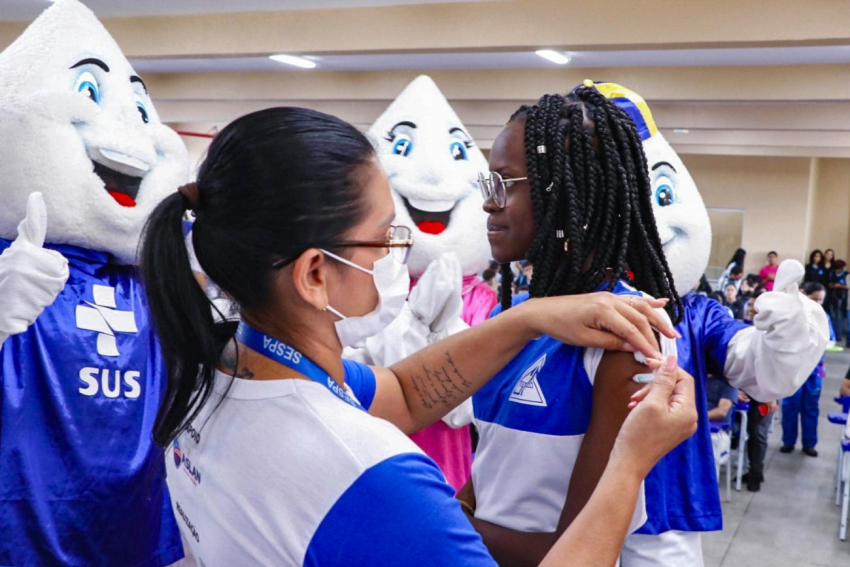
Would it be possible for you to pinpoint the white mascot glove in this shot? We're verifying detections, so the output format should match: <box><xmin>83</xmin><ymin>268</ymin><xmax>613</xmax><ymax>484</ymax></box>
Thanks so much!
<box><xmin>0</xmin><ymin>193</ymin><xmax>70</xmax><ymax>347</ymax></box>
<box><xmin>407</xmin><ymin>252</ymin><xmax>466</xmax><ymax>343</ymax></box>
<box><xmin>724</xmin><ymin>259</ymin><xmax>830</xmax><ymax>401</ymax></box>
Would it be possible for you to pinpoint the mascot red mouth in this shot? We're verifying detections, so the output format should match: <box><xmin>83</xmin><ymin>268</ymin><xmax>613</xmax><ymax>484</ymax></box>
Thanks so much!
<box><xmin>403</xmin><ymin>197</ymin><xmax>454</xmax><ymax>236</ymax></box>
<box><xmin>92</xmin><ymin>161</ymin><xmax>141</xmax><ymax>207</ymax></box>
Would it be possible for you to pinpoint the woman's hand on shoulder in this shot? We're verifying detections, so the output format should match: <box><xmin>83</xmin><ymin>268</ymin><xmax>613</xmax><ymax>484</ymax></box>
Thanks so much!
<box><xmin>517</xmin><ymin>293</ymin><xmax>679</xmax><ymax>361</ymax></box>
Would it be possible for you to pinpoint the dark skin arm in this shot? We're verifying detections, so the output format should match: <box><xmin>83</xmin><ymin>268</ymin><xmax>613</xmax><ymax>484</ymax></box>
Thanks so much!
<box><xmin>458</xmin><ymin>351</ymin><xmax>647</xmax><ymax>567</ymax></box>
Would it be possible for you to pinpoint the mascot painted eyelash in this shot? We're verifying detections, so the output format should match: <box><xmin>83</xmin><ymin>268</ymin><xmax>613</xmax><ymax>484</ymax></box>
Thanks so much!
<box><xmin>0</xmin><ymin>1</ymin><xmax>187</xmax><ymax>564</ymax></box>
<box><xmin>590</xmin><ymin>81</ymin><xmax>829</xmax><ymax>565</ymax></box>
<box><xmin>346</xmin><ymin>76</ymin><xmax>496</xmax><ymax>491</ymax></box>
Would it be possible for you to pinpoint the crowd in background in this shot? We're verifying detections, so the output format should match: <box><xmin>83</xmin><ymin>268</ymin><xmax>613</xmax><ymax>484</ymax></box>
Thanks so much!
<box><xmin>804</xmin><ymin>249</ymin><xmax>849</xmax><ymax>346</ymax></box>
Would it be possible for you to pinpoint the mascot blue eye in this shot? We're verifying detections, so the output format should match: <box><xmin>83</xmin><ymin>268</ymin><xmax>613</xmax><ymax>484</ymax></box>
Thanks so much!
<box><xmin>392</xmin><ymin>135</ymin><xmax>413</xmax><ymax>157</ymax></box>
<box><xmin>136</xmin><ymin>101</ymin><xmax>149</xmax><ymax>124</ymax></box>
<box><xmin>74</xmin><ymin>71</ymin><xmax>100</xmax><ymax>104</ymax></box>
<box><xmin>655</xmin><ymin>183</ymin><xmax>676</xmax><ymax>207</ymax></box>
<box><xmin>450</xmin><ymin>140</ymin><xmax>468</xmax><ymax>161</ymax></box>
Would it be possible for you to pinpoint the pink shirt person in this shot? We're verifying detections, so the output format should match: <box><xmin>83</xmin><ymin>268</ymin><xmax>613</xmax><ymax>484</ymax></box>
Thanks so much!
<box><xmin>760</xmin><ymin>251</ymin><xmax>779</xmax><ymax>291</ymax></box>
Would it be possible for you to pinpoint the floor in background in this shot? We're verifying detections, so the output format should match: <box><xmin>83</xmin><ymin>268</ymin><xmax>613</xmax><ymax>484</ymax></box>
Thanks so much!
<box><xmin>702</xmin><ymin>349</ymin><xmax>850</xmax><ymax>567</ymax></box>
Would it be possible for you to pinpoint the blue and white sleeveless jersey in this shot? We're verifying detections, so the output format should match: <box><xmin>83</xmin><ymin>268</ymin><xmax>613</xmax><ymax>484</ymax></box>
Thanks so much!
<box><xmin>472</xmin><ymin>282</ymin><xmax>649</xmax><ymax>534</ymax></box>
<box><xmin>0</xmin><ymin>241</ymin><xmax>182</xmax><ymax>566</ymax></box>
<box><xmin>167</xmin><ymin>360</ymin><xmax>496</xmax><ymax>567</ymax></box>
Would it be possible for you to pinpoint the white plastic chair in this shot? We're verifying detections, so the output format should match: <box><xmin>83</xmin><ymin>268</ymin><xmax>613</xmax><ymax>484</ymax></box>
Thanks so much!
<box><xmin>840</xmin><ymin>436</ymin><xmax>849</xmax><ymax>541</ymax></box>
<box><xmin>734</xmin><ymin>403</ymin><xmax>750</xmax><ymax>491</ymax></box>
<box><xmin>711</xmin><ymin>423</ymin><xmax>733</xmax><ymax>502</ymax></box>
<box><xmin>829</xmin><ymin>412</ymin><xmax>848</xmax><ymax>506</ymax></box>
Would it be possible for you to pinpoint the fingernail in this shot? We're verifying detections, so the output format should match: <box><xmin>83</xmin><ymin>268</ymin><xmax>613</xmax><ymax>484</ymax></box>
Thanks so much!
<box><xmin>662</xmin><ymin>355</ymin><xmax>677</xmax><ymax>373</ymax></box>
<box><xmin>653</xmin><ymin>351</ymin><xmax>663</xmax><ymax>360</ymax></box>
<box><xmin>675</xmin><ymin>331</ymin><xmax>683</xmax><ymax>339</ymax></box>
<box><xmin>623</xmin><ymin>344</ymin><xmax>637</xmax><ymax>353</ymax></box>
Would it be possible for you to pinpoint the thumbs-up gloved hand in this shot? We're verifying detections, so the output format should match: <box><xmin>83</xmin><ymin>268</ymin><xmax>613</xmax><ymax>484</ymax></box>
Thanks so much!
<box><xmin>723</xmin><ymin>259</ymin><xmax>830</xmax><ymax>402</ymax></box>
<box><xmin>753</xmin><ymin>259</ymin><xmax>829</xmax><ymax>353</ymax></box>
<box><xmin>0</xmin><ymin>193</ymin><xmax>69</xmax><ymax>346</ymax></box>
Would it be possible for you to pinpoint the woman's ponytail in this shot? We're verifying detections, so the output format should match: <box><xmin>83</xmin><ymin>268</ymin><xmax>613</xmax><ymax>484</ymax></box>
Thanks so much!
<box><xmin>140</xmin><ymin>191</ymin><xmax>223</xmax><ymax>448</ymax></box>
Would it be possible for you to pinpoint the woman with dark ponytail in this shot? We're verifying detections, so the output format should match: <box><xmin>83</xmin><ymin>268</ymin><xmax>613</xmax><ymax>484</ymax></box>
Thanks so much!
<box><xmin>461</xmin><ymin>83</ymin><xmax>686</xmax><ymax>566</ymax></box>
<box><xmin>140</xmin><ymin>106</ymin><xmax>697</xmax><ymax>566</ymax></box>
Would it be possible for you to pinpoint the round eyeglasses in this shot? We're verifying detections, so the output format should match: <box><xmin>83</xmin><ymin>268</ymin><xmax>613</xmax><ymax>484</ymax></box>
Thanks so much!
<box><xmin>477</xmin><ymin>172</ymin><xmax>528</xmax><ymax>209</ymax></box>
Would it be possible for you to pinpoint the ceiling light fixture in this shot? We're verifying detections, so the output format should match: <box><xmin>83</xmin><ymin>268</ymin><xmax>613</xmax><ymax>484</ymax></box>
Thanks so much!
<box><xmin>269</xmin><ymin>54</ymin><xmax>317</xmax><ymax>69</ymax></box>
<box><xmin>673</xmin><ymin>128</ymin><xmax>690</xmax><ymax>134</ymax></box>
<box><xmin>535</xmin><ymin>50</ymin><xmax>571</xmax><ymax>65</ymax></box>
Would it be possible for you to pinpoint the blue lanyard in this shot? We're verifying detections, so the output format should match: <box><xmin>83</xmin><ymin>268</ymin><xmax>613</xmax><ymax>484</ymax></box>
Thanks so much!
<box><xmin>235</xmin><ymin>321</ymin><xmax>363</xmax><ymax>410</ymax></box>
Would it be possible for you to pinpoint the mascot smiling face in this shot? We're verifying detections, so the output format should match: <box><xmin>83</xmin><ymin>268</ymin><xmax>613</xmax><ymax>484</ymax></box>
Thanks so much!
<box><xmin>594</xmin><ymin>82</ymin><xmax>712</xmax><ymax>295</ymax></box>
<box><xmin>369</xmin><ymin>76</ymin><xmax>490</xmax><ymax>278</ymax></box>
<box><xmin>0</xmin><ymin>0</ymin><xmax>188</xmax><ymax>264</ymax></box>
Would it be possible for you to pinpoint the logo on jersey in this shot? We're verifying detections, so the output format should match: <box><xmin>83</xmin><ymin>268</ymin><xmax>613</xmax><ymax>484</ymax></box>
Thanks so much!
<box><xmin>173</xmin><ymin>440</ymin><xmax>202</xmax><ymax>485</ymax></box>
<box><xmin>75</xmin><ymin>285</ymin><xmax>138</xmax><ymax>357</ymax></box>
<box><xmin>173</xmin><ymin>440</ymin><xmax>183</xmax><ymax>468</ymax></box>
<box><xmin>509</xmin><ymin>354</ymin><xmax>548</xmax><ymax>407</ymax></box>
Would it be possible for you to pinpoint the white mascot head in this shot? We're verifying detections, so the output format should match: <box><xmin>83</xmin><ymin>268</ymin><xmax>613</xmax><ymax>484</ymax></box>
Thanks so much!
<box><xmin>369</xmin><ymin>75</ymin><xmax>490</xmax><ymax>279</ymax></box>
<box><xmin>0</xmin><ymin>0</ymin><xmax>188</xmax><ymax>264</ymax></box>
<box><xmin>593</xmin><ymin>82</ymin><xmax>711</xmax><ymax>296</ymax></box>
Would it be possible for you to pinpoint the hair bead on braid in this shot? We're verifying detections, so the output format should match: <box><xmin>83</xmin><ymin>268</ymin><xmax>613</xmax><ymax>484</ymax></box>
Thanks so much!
<box><xmin>501</xmin><ymin>85</ymin><xmax>683</xmax><ymax>324</ymax></box>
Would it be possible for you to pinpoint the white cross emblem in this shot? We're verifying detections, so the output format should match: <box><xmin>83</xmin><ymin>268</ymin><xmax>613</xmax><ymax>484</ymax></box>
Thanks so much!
<box><xmin>75</xmin><ymin>285</ymin><xmax>138</xmax><ymax>357</ymax></box>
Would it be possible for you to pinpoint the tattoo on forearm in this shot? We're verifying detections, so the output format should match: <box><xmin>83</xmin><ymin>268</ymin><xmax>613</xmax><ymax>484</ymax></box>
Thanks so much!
<box><xmin>409</xmin><ymin>350</ymin><xmax>471</xmax><ymax>409</ymax></box>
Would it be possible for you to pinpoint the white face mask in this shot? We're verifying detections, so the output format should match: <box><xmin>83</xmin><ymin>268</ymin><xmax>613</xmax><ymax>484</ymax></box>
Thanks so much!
<box><xmin>321</xmin><ymin>249</ymin><xmax>410</xmax><ymax>349</ymax></box>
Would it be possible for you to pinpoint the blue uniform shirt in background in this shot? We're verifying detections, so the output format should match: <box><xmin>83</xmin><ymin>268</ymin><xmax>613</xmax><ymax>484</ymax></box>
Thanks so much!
<box><xmin>0</xmin><ymin>240</ymin><xmax>182</xmax><ymax>567</ymax></box>
<box><xmin>637</xmin><ymin>293</ymin><xmax>747</xmax><ymax>534</ymax></box>
<box><xmin>706</xmin><ymin>377</ymin><xmax>738</xmax><ymax>427</ymax></box>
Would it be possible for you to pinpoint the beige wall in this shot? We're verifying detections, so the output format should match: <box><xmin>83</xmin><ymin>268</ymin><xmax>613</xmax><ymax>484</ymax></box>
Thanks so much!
<box><xmin>684</xmin><ymin>155</ymin><xmax>813</xmax><ymax>275</ymax></box>
<box><xmin>706</xmin><ymin>209</ymin><xmax>745</xmax><ymax>278</ymax></box>
<box><xmin>809</xmin><ymin>158</ymin><xmax>850</xmax><ymax>262</ymax></box>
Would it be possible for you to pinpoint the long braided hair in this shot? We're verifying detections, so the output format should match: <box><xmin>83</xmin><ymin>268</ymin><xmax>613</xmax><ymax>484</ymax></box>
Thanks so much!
<box><xmin>499</xmin><ymin>85</ymin><xmax>682</xmax><ymax>323</ymax></box>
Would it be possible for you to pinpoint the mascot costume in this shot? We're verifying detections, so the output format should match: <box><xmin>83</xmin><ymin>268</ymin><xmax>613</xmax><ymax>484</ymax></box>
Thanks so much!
<box><xmin>591</xmin><ymin>82</ymin><xmax>830</xmax><ymax>565</ymax></box>
<box><xmin>347</xmin><ymin>76</ymin><xmax>496</xmax><ymax>490</ymax></box>
<box><xmin>0</xmin><ymin>1</ymin><xmax>188</xmax><ymax>564</ymax></box>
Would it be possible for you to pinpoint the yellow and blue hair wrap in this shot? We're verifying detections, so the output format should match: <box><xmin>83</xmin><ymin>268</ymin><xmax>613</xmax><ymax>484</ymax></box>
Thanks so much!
<box><xmin>578</xmin><ymin>81</ymin><xmax>658</xmax><ymax>141</ymax></box>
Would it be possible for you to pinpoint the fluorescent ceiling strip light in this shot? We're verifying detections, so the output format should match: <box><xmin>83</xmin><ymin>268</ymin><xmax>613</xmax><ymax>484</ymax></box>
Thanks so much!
<box><xmin>269</xmin><ymin>54</ymin><xmax>317</xmax><ymax>69</ymax></box>
<box><xmin>535</xmin><ymin>50</ymin><xmax>571</xmax><ymax>65</ymax></box>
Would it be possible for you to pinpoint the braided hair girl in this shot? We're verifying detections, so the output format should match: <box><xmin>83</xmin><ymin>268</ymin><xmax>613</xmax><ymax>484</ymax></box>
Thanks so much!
<box><xmin>471</xmin><ymin>83</ymin><xmax>687</xmax><ymax>566</ymax></box>
<box><xmin>489</xmin><ymin>83</ymin><xmax>682</xmax><ymax>323</ymax></box>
